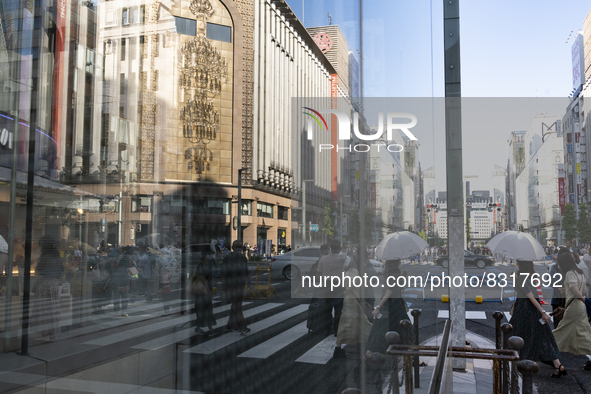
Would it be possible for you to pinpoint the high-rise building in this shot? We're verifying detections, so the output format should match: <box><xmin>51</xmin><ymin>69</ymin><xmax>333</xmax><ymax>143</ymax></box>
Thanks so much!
<box><xmin>516</xmin><ymin>115</ymin><xmax>563</xmax><ymax>245</ymax></box>
<box><xmin>506</xmin><ymin>131</ymin><xmax>526</xmax><ymax>230</ymax></box>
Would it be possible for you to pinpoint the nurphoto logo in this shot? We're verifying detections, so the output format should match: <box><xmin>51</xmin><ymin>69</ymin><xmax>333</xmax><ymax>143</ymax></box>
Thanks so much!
<box><xmin>303</xmin><ymin>107</ymin><xmax>418</xmax><ymax>152</ymax></box>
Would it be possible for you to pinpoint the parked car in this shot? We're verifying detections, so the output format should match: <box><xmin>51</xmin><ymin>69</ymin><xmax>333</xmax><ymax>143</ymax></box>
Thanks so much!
<box><xmin>271</xmin><ymin>246</ymin><xmax>383</xmax><ymax>280</ymax></box>
<box><xmin>271</xmin><ymin>246</ymin><xmax>322</xmax><ymax>280</ymax></box>
<box><xmin>436</xmin><ymin>250</ymin><xmax>494</xmax><ymax>268</ymax></box>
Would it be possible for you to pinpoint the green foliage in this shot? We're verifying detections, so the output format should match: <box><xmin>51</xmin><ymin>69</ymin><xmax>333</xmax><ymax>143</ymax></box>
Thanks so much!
<box><xmin>563</xmin><ymin>203</ymin><xmax>577</xmax><ymax>245</ymax></box>
<box><xmin>577</xmin><ymin>204</ymin><xmax>591</xmax><ymax>245</ymax></box>
<box><xmin>321</xmin><ymin>203</ymin><xmax>337</xmax><ymax>240</ymax></box>
<box><xmin>347</xmin><ymin>208</ymin><xmax>374</xmax><ymax>244</ymax></box>
<box><xmin>417</xmin><ymin>230</ymin><xmax>427</xmax><ymax>242</ymax></box>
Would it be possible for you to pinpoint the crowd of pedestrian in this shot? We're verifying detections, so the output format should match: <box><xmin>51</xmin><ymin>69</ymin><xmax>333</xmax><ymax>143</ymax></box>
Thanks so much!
<box><xmin>509</xmin><ymin>246</ymin><xmax>591</xmax><ymax>377</ymax></box>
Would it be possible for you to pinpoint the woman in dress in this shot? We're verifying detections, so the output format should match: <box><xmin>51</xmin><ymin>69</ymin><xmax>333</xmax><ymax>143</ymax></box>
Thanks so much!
<box><xmin>509</xmin><ymin>260</ymin><xmax>566</xmax><ymax>377</ymax></box>
<box><xmin>367</xmin><ymin>259</ymin><xmax>414</xmax><ymax>355</ymax></box>
<box><xmin>193</xmin><ymin>247</ymin><xmax>217</xmax><ymax>335</ymax></box>
<box><xmin>333</xmin><ymin>256</ymin><xmax>373</xmax><ymax>358</ymax></box>
<box><xmin>552</xmin><ymin>252</ymin><xmax>591</xmax><ymax>367</ymax></box>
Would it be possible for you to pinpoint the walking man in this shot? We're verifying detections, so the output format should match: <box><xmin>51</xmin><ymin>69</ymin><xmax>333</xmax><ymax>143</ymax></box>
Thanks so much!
<box><xmin>317</xmin><ymin>240</ymin><xmax>348</xmax><ymax>335</ymax></box>
<box><xmin>222</xmin><ymin>240</ymin><xmax>251</xmax><ymax>335</ymax></box>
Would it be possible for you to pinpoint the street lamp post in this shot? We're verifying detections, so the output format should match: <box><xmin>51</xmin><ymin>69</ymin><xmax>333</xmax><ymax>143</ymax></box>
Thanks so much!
<box><xmin>237</xmin><ymin>168</ymin><xmax>248</xmax><ymax>243</ymax></box>
<box><xmin>302</xmin><ymin>180</ymin><xmax>314</xmax><ymax>247</ymax></box>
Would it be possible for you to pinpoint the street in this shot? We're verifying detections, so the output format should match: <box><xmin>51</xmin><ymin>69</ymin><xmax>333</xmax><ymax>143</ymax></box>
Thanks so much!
<box><xmin>4</xmin><ymin>260</ymin><xmax>591</xmax><ymax>393</ymax></box>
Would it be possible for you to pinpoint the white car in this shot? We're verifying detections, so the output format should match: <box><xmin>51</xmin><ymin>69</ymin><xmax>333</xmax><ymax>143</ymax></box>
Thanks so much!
<box><xmin>271</xmin><ymin>247</ymin><xmax>384</xmax><ymax>280</ymax></box>
<box><xmin>271</xmin><ymin>247</ymin><xmax>321</xmax><ymax>280</ymax></box>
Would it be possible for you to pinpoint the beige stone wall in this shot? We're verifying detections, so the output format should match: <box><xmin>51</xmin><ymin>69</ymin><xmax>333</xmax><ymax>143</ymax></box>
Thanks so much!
<box><xmin>163</xmin><ymin>0</ymin><xmax>234</xmax><ymax>183</ymax></box>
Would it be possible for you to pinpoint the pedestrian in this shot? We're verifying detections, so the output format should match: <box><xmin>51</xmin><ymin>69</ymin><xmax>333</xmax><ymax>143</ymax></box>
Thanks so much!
<box><xmin>369</xmin><ymin>259</ymin><xmax>414</xmax><ymax>354</ymax></box>
<box><xmin>110</xmin><ymin>247</ymin><xmax>132</xmax><ymax>317</ymax></box>
<box><xmin>302</xmin><ymin>243</ymin><xmax>331</xmax><ymax>296</ymax></box>
<box><xmin>317</xmin><ymin>240</ymin><xmax>348</xmax><ymax>335</ymax></box>
<box><xmin>190</xmin><ymin>246</ymin><xmax>217</xmax><ymax>335</ymax></box>
<box><xmin>137</xmin><ymin>245</ymin><xmax>152</xmax><ymax>301</ymax></box>
<box><xmin>32</xmin><ymin>236</ymin><xmax>63</xmax><ymax>340</ymax></box>
<box><xmin>333</xmin><ymin>256</ymin><xmax>373</xmax><ymax>358</ymax></box>
<box><xmin>222</xmin><ymin>240</ymin><xmax>250</xmax><ymax>335</ymax></box>
<box><xmin>552</xmin><ymin>252</ymin><xmax>591</xmax><ymax>369</ymax></box>
<box><xmin>509</xmin><ymin>260</ymin><xmax>566</xmax><ymax>377</ymax></box>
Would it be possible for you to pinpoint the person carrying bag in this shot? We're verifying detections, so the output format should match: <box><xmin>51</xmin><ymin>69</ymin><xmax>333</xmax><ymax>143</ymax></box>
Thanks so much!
<box><xmin>553</xmin><ymin>252</ymin><xmax>591</xmax><ymax>370</ymax></box>
<box><xmin>188</xmin><ymin>247</ymin><xmax>216</xmax><ymax>335</ymax></box>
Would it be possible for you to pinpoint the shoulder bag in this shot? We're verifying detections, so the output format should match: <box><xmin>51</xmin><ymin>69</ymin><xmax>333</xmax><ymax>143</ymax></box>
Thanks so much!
<box><xmin>187</xmin><ymin>262</ymin><xmax>212</xmax><ymax>295</ymax></box>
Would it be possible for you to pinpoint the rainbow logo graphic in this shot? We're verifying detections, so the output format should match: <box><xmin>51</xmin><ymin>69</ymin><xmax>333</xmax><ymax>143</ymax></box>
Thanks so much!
<box><xmin>302</xmin><ymin>107</ymin><xmax>328</xmax><ymax>131</ymax></box>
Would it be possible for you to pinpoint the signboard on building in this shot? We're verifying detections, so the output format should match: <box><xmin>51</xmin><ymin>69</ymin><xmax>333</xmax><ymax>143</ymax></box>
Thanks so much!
<box><xmin>559</xmin><ymin>163</ymin><xmax>566</xmax><ymax>215</ymax></box>
<box><xmin>577</xmin><ymin>163</ymin><xmax>581</xmax><ymax>174</ymax></box>
<box><xmin>572</xmin><ymin>33</ymin><xmax>585</xmax><ymax>90</ymax></box>
<box><xmin>310</xmin><ymin>224</ymin><xmax>319</xmax><ymax>232</ymax></box>
<box><xmin>471</xmin><ymin>203</ymin><xmax>487</xmax><ymax>209</ymax></box>
<box><xmin>568</xmin><ymin>144</ymin><xmax>572</xmax><ymax>153</ymax></box>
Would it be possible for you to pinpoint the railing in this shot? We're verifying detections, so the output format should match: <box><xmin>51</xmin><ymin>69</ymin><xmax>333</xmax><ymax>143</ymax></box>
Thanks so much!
<box><xmin>428</xmin><ymin>319</ymin><xmax>452</xmax><ymax>394</ymax></box>
<box><xmin>385</xmin><ymin>312</ymin><xmax>538</xmax><ymax>394</ymax></box>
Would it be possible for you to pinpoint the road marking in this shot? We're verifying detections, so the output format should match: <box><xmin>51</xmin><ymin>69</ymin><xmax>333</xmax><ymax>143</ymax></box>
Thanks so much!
<box><xmin>84</xmin><ymin>303</ymin><xmax>280</xmax><ymax>347</ymax></box>
<box><xmin>131</xmin><ymin>303</ymin><xmax>283</xmax><ymax>351</ymax></box>
<box><xmin>437</xmin><ymin>310</ymin><xmax>486</xmax><ymax>320</ymax></box>
<box><xmin>184</xmin><ymin>305</ymin><xmax>308</xmax><ymax>355</ymax></box>
<box><xmin>0</xmin><ymin>371</ymin><xmax>205</xmax><ymax>394</ymax></box>
<box><xmin>295</xmin><ymin>334</ymin><xmax>337</xmax><ymax>364</ymax></box>
<box><xmin>237</xmin><ymin>321</ymin><xmax>309</xmax><ymax>359</ymax></box>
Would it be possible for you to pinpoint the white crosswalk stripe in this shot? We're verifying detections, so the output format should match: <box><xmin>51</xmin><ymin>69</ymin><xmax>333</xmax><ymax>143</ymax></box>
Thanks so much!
<box><xmin>237</xmin><ymin>321</ymin><xmax>309</xmax><ymax>359</ymax></box>
<box><xmin>437</xmin><ymin>310</ymin><xmax>487</xmax><ymax>319</ymax></box>
<box><xmin>184</xmin><ymin>304</ymin><xmax>308</xmax><ymax>355</ymax></box>
<box><xmin>86</xmin><ymin>303</ymin><xmax>279</xmax><ymax>348</ymax></box>
<box><xmin>130</xmin><ymin>303</ymin><xmax>288</xmax><ymax>351</ymax></box>
<box><xmin>295</xmin><ymin>334</ymin><xmax>337</xmax><ymax>365</ymax></box>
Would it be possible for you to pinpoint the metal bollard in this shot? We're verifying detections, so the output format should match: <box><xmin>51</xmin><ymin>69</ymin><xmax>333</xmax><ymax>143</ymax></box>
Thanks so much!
<box><xmin>400</xmin><ymin>319</ymin><xmax>413</xmax><ymax>393</ymax></box>
<box><xmin>411</xmin><ymin>309</ymin><xmax>422</xmax><ymax>388</ymax></box>
<box><xmin>500</xmin><ymin>323</ymin><xmax>513</xmax><ymax>394</ymax></box>
<box><xmin>385</xmin><ymin>331</ymin><xmax>400</xmax><ymax>394</ymax></box>
<box><xmin>508</xmin><ymin>336</ymin><xmax>524</xmax><ymax>394</ymax></box>
<box><xmin>516</xmin><ymin>360</ymin><xmax>539</xmax><ymax>394</ymax></box>
<box><xmin>492</xmin><ymin>311</ymin><xmax>504</xmax><ymax>349</ymax></box>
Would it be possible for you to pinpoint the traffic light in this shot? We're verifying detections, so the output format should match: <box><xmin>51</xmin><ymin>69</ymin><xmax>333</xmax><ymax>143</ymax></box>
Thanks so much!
<box><xmin>136</xmin><ymin>223</ymin><xmax>142</xmax><ymax>232</ymax></box>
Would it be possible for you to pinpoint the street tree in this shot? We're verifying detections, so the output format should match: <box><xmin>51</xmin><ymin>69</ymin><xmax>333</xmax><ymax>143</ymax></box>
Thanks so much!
<box><xmin>577</xmin><ymin>204</ymin><xmax>591</xmax><ymax>246</ymax></box>
<box><xmin>563</xmin><ymin>203</ymin><xmax>577</xmax><ymax>245</ymax></box>
<box><xmin>321</xmin><ymin>203</ymin><xmax>337</xmax><ymax>240</ymax></box>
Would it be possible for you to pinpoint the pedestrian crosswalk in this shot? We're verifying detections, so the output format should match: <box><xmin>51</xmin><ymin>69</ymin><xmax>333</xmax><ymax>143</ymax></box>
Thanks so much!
<box><xmin>184</xmin><ymin>304</ymin><xmax>308</xmax><ymax>354</ymax></box>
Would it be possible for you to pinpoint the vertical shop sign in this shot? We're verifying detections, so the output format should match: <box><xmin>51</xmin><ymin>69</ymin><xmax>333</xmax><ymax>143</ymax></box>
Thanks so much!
<box><xmin>331</xmin><ymin>74</ymin><xmax>338</xmax><ymax>201</ymax></box>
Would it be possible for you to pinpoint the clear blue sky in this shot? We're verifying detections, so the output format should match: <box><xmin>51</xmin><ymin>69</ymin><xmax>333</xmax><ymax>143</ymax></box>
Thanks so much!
<box><xmin>286</xmin><ymin>0</ymin><xmax>591</xmax><ymax>191</ymax></box>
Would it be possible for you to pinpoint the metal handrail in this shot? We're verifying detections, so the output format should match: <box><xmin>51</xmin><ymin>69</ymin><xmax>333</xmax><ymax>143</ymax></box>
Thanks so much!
<box><xmin>385</xmin><ymin>318</ymin><xmax>529</xmax><ymax>394</ymax></box>
<box><xmin>428</xmin><ymin>319</ymin><xmax>452</xmax><ymax>394</ymax></box>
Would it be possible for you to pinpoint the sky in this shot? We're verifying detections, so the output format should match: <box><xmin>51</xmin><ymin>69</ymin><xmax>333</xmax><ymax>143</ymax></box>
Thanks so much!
<box><xmin>286</xmin><ymin>0</ymin><xmax>591</xmax><ymax>192</ymax></box>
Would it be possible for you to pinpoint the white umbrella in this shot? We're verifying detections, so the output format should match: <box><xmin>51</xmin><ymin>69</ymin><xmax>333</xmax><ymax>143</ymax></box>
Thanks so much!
<box><xmin>486</xmin><ymin>231</ymin><xmax>547</xmax><ymax>260</ymax></box>
<box><xmin>375</xmin><ymin>231</ymin><xmax>429</xmax><ymax>260</ymax></box>
<box><xmin>0</xmin><ymin>234</ymin><xmax>7</xmax><ymax>254</ymax></box>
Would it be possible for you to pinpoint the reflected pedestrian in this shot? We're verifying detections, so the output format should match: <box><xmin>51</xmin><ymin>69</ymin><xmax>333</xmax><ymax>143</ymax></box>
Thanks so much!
<box><xmin>32</xmin><ymin>236</ymin><xmax>63</xmax><ymax>341</ymax></box>
<box><xmin>333</xmin><ymin>256</ymin><xmax>372</xmax><ymax>358</ymax></box>
<box><xmin>191</xmin><ymin>246</ymin><xmax>217</xmax><ymax>335</ymax></box>
<box><xmin>317</xmin><ymin>240</ymin><xmax>348</xmax><ymax>335</ymax></box>
<box><xmin>222</xmin><ymin>240</ymin><xmax>250</xmax><ymax>335</ymax></box>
